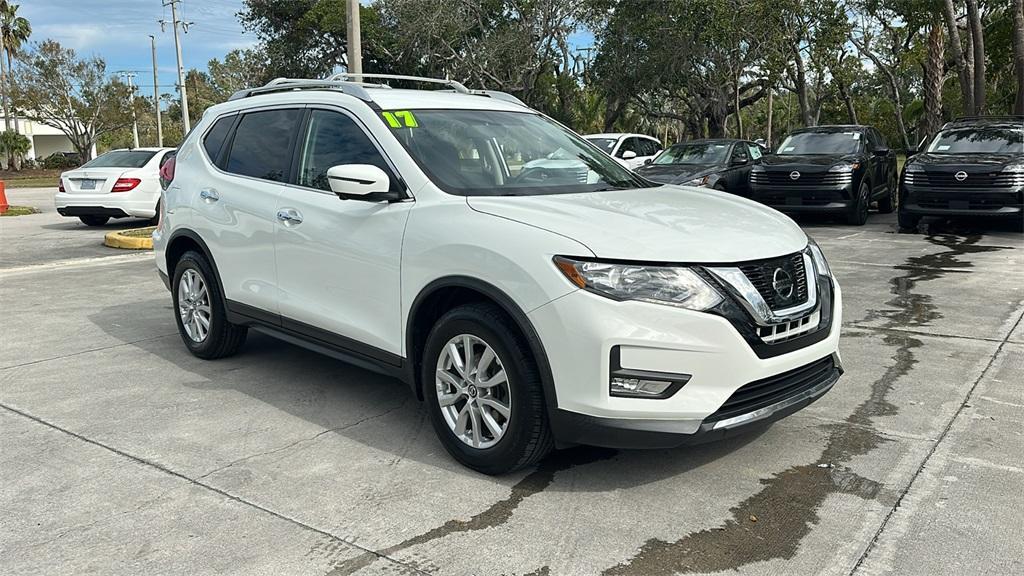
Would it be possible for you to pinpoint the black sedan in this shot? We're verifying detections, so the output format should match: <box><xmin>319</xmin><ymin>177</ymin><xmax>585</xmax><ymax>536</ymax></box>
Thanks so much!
<box><xmin>635</xmin><ymin>139</ymin><xmax>768</xmax><ymax>196</ymax></box>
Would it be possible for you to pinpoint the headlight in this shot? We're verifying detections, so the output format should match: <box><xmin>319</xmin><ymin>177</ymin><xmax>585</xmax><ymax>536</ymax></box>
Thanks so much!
<box><xmin>1002</xmin><ymin>164</ymin><xmax>1024</xmax><ymax>173</ymax></box>
<box><xmin>828</xmin><ymin>163</ymin><xmax>860</xmax><ymax>172</ymax></box>
<box><xmin>685</xmin><ymin>175</ymin><xmax>710</xmax><ymax>187</ymax></box>
<box><xmin>806</xmin><ymin>237</ymin><xmax>832</xmax><ymax>277</ymax></box>
<box><xmin>553</xmin><ymin>257</ymin><xmax>723</xmax><ymax>310</ymax></box>
<box><xmin>904</xmin><ymin>163</ymin><xmax>924</xmax><ymax>173</ymax></box>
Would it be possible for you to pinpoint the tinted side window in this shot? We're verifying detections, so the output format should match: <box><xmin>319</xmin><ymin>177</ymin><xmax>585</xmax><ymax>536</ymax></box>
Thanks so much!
<box><xmin>297</xmin><ymin>110</ymin><xmax>398</xmax><ymax>192</ymax></box>
<box><xmin>640</xmin><ymin>139</ymin><xmax>659</xmax><ymax>156</ymax></box>
<box><xmin>731</xmin><ymin>144</ymin><xmax>749</xmax><ymax>163</ymax></box>
<box><xmin>225</xmin><ymin>109</ymin><xmax>302</xmax><ymax>182</ymax></box>
<box><xmin>617</xmin><ymin>137</ymin><xmax>638</xmax><ymax>157</ymax></box>
<box><xmin>203</xmin><ymin>115</ymin><xmax>235</xmax><ymax>164</ymax></box>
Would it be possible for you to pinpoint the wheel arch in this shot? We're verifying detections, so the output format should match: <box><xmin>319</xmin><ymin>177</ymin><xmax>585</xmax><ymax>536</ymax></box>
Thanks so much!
<box><xmin>165</xmin><ymin>229</ymin><xmax>227</xmax><ymax>300</ymax></box>
<box><xmin>405</xmin><ymin>276</ymin><xmax>559</xmax><ymax>414</ymax></box>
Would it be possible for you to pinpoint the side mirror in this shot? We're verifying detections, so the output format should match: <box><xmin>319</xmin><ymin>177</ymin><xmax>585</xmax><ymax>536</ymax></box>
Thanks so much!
<box><xmin>873</xmin><ymin>147</ymin><xmax>891</xmax><ymax>157</ymax></box>
<box><xmin>621</xmin><ymin>150</ymin><xmax>637</xmax><ymax>160</ymax></box>
<box><xmin>327</xmin><ymin>164</ymin><xmax>391</xmax><ymax>200</ymax></box>
<box><xmin>644</xmin><ymin>158</ymin><xmax>653</xmax><ymax>165</ymax></box>
<box><xmin>732</xmin><ymin>156</ymin><xmax>749</xmax><ymax>166</ymax></box>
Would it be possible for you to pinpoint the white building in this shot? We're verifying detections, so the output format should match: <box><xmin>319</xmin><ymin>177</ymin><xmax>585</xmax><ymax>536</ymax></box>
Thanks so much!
<box><xmin>1</xmin><ymin>116</ymin><xmax>92</xmax><ymax>162</ymax></box>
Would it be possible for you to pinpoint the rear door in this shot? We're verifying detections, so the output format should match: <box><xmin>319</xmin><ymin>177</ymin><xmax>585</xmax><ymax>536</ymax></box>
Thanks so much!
<box><xmin>273</xmin><ymin>107</ymin><xmax>412</xmax><ymax>358</ymax></box>
<box><xmin>190</xmin><ymin>107</ymin><xmax>304</xmax><ymax>316</ymax></box>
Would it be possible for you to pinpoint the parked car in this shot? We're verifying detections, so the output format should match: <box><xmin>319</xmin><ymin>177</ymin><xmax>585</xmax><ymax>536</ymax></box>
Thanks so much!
<box><xmin>635</xmin><ymin>138</ymin><xmax>767</xmax><ymax>195</ymax></box>
<box><xmin>899</xmin><ymin>116</ymin><xmax>1024</xmax><ymax>231</ymax></box>
<box><xmin>584</xmin><ymin>133</ymin><xmax>662</xmax><ymax>169</ymax></box>
<box><xmin>55</xmin><ymin>147</ymin><xmax>176</xmax><ymax>226</ymax></box>
<box><xmin>749</xmin><ymin>125</ymin><xmax>898</xmax><ymax>225</ymax></box>
<box><xmin>154</xmin><ymin>75</ymin><xmax>842</xmax><ymax>474</ymax></box>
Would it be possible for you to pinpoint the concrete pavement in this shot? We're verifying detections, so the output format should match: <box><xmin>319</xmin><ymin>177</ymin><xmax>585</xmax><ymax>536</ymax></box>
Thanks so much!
<box><xmin>1</xmin><ymin>189</ymin><xmax>1021</xmax><ymax>575</ymax></box>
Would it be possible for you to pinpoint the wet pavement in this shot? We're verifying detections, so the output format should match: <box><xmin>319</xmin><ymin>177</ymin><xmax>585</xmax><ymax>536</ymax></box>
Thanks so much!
<box><xmin>2</xmin><ymin>188</ymin><xmax>1022</xmax><ymax>575</ymax></box>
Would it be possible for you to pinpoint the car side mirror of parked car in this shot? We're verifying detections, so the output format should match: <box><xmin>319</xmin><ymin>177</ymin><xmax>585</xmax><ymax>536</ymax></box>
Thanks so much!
<box><xmin>872</xmin><ymin>147</ymin><xmax>891</xmax><ymax>157</ymax></box>
<box><xmin>621</xmin><ymin>150</ymin><xmax>637</xmax><ymax>160</ymax></box>
<box><xmin>327</xmin><ymin>164</ymin><xmax>392</xmax><ymax>200</ymax></box>
<box><xmin>731</xmin><ymin>156</ymin><xmax>749</xmax><ymax>166</ymax></box>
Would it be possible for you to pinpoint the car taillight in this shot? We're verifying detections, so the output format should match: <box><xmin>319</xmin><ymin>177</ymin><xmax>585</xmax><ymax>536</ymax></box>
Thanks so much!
<box><xmin>111</xmin><ymin>178</ymin><xmax>142</xmax><ymax>192</ymax></box>
<box><xmin>159</xmin><ymin>155</ymin><xmax>176</xmax><ymax>189</ymax></box>
<box><xmin>58</xmin><ymin>179</ymin><xmax>65</xmax><ymax>193</ymax></box>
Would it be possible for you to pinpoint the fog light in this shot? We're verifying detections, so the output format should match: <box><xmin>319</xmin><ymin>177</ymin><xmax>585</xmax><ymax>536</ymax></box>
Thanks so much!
<box><xmin>611</xmin><ymin>377</ymin><xmax>674</xmax><ymax>397</ymax></box>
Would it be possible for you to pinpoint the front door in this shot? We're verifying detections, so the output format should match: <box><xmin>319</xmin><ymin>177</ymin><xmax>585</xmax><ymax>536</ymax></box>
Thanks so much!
<box><xmin>274</xmin><ymin>108</ymin><xmax>413</xmax><ymax>359</ymax></box>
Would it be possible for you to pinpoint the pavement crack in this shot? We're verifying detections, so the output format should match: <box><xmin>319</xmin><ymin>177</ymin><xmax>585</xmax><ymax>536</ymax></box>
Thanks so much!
<box><xmin>0</xmin><ymin>401</ymin><xmax>432</xmax><ymax>576</ymax></box>
<box><xmin>196</xmin><ymin>399</ymin><xmax>410</xmax><ymax>481</ymax></box>
<box><xmin>0</xmin><ymin>333</ymin><xmax>179</xmax><ymax>372</ymax></box>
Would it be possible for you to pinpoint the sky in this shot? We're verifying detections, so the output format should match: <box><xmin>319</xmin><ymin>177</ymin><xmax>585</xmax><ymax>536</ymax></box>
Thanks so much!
<box><xmin>24</xmin><ymin>0</ymin><xmax>595</xmax><ymax>100</ymax></box>
<box><xmin>23</xmin><ymin>0</ymin><xmax>254</xmax><ymax>98</ymax></box>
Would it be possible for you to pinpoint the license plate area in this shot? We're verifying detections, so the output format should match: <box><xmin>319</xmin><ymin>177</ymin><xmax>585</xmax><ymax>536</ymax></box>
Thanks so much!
<box><xmin>79</xmin><ymin>179</ymin><xmax>97</xmax><ymax>190</ymax></box>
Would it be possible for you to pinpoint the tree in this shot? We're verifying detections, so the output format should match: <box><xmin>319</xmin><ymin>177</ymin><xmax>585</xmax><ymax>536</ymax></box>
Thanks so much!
<box><xmin>965</xmin><ymin>0</ymin><xmax>986</xmax><ymax>113</ymax></box>
<box><xmin>0</xmin><ymin>128</ymin><xmax>27</xmax><ymax>169</ymax></box>
<box><xmin>941</xmin><ymin>0</ymin><xmax>974</xmax><ymax>114</ymax></box>
<box><xmin>0</xmin><ymin>1</ymin><xmax>31</xmax><ymax>131</ymax></box>
<box><xmin>12</xmin><ymin>40</ymin><xmax>134</xmax><ymax>160</ymax></box>
<box><xmin>1013</xmin><ymin>0</ymin><xmax>1024</xmax><ymax>114</ymax></box>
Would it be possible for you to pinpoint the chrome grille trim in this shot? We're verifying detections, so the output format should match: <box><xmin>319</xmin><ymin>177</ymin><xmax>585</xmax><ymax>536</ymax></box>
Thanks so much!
<box><xmin>705</xmin><ymin>252</ymin><xmax>819</xmax><ymax>326</ymax></box>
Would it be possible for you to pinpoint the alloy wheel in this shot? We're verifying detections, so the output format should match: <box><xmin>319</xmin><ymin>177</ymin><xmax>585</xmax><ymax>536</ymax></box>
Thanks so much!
<box><xmin>178</xmin><ymin>268</ymin><xmax>212</xmax><ymax>343</ymax></box>
<box><xmin>435</xmin><ymin>334</ymin><xmax>512</xmax><ymax>449</ymax></box>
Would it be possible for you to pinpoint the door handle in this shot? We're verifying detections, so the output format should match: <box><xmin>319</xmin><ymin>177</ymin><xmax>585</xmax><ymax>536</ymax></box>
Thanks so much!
<box><xmin>276</xmin><ymin>208</ymin><xmax>303</xmax><ymax>225</ymax></box>
<box><xmin>199</xmin><ymin>188</ymin><xmax>219</xmax><ymax>202</ymax></box>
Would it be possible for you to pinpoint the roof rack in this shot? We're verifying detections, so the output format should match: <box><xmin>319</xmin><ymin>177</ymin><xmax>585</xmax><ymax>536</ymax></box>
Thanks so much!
<box><xmin>227</xmin><ymin>78</ymin><xmax>376</xmax><ymax>103</ymax></box>
<box><xmin>328</xmin><ymin>73</ymin><xmax>470</xmax><ymax>94</ymax></box>
<box><xmin>946</xmin><ymin>115</ymin><xmax>1024</xmax><ymax>125</ymax></box>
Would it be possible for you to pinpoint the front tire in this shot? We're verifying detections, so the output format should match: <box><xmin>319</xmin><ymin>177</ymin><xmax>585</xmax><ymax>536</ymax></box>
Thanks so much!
<box><xmin>898</xmin><ymin>209</ymin><xmax>922</xmax><ymax>232</ymax></box>
<box><xmin>79</xmin><ymin>215</ymin><xmax>110</xmax><ymax>226</ymax></box>
<box><xmin>422</xmin><ymin>302</ymin><xmax>553</xmax><ymax>475</ymax></box>
<box><xmin>172</xmin><ymin>250</ymin><xmax>247</xmax><ymax>359</ymax></box>
<box><xmin>846</xmin><ymin>180</ymin><xmax>870</xmax><ymax>226</ymax></box>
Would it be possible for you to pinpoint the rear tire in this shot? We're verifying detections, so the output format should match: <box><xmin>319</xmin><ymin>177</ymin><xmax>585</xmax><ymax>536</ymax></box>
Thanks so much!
<box><xmin>846</xmin><ymin>180</ymin><xmax>870</xmax><ymax>226</ymax></box>
<box><xmin>79</xmin><ymin>215</ymin><xmax>110</xmax><ymax>226</ymax></box>
<box><xmin>171</xmin><ymin>250</ymin><xmax>247</xmax><ymax>359</ymax></box>
<box><xmin>877</xmin><ymin>174</ymin><xmax>897</xmax><ymax>214</ymax></box>
<box><xmin>422</xmin><ymin>302</ymin><xmax>553</xmax><ymax>475</ymax></box>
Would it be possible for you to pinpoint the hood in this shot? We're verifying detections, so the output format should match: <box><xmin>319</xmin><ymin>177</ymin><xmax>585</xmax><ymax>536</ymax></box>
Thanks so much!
<box><xmin>760</xmin><ymin>153</ymin><xmax>861</xmax><ymax>170</ymax></box>
<box><xmin>635</xmin><ymin>163</ymin><xmax>722</xmax><ymax>184</ymax></box>
<box><xmin>908</xmin><ymin>152</ymin><xmax>1020</xmax><ymax>170</ymax></box>
<box><xmin>467</xmin><ymin>186</ymin><xmax>807</xmax><ymax>263</ymax></box>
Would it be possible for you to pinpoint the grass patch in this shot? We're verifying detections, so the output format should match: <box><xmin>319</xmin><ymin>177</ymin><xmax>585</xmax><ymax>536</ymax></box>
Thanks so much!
<box><xmin>1</xmin><ymin>169</ymin><xmax>63</xmax><ymax>189</ymax></box>
<box><xmin>0</xmin><ymin>205</ymin><xmax>41</xmax><ymax>216</ymax></box>
<box><xmin>120</xmin><ymin>226</ymin><xmax>156</xmax><ymax>237</ymax></box>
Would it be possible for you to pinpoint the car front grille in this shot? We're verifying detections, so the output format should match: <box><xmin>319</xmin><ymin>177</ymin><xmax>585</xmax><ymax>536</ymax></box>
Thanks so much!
<box><xmin>904</xmin><ymin>171</ymin><xmax>1024</xmax><ymax>190</ymax></box>
<box><xmin>738</xmin><ymin>252</ymin><xmax>809</xmax><ymax>311</ymax></box>
<box><xmin>908</xmin><ymin>190</ymin><xmax>1022</xmax><ymax>211</ymax></box>
<box><xmin>751</xmin><ymin>171</ymin><xmax>852</xmax><ymax>187</ymax></box>
<box><xmin>703</xmin><ymin>356</ymin><xmax>836</xmax><ymax>423</ymax></box>
<box><xmin>757</xmin><ymin>310</ymin><xmax>821</xmax><ymax>343</ymax></box>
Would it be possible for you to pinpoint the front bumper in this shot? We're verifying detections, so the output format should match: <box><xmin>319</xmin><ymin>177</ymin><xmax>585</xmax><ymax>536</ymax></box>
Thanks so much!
<box><xmin>55</xmin><ymin>191</ymin><xmax>158</xmax><ymax>219</ymax></box>
<box><xmin>749</xmin><ymin>182</ymin><xmax>854</xmax><ymax>213</ymax></box>
<box><xmin>901</xmin><ymin>185</ymin><xmax>1023</xmax><ymax>217</ymax></box>
<box><xmin>529</xmin><ymin>278</ymin><xmax>842</xmax><ymax>448</ymax></box>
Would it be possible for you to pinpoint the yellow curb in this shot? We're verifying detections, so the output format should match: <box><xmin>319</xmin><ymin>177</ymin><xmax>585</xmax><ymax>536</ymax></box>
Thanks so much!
<box><xmin>104</xmin><ymin>227</ymin><xmax>155</xmax><ymax>250</ymax></box>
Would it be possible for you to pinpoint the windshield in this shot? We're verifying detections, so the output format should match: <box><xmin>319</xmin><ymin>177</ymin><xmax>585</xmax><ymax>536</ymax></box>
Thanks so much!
<box><xmin>389</xmin><ymin>111</ymin><xmax>649</xmax><ymax>196</ymax></box>
<box><xmin>926</xmin><ymin>127</ymin><xmax>1023</xmax><ymax>154</ymax></box>
<box><xmin>585</xmin><ymin>137</ymin><xmax>618</xmax><ymax>154</ymax></box>
<box><xmin>653</xmin><ymin>143</ymin><xmax>730</xmax><ymax>165</ymax></box>
<box><xmin>81</xmin><ymin>150</ymin><xmax>157</xmax><ymax>168</ymax></box>
<box><xmin>777</xmin><ymin>131</ymin><xmax>862</xmax><ymax>155</ymax></box>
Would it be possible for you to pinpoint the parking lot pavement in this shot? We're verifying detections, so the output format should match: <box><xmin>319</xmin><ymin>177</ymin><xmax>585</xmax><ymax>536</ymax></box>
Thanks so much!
<box><xmin>0</xmin><ymin>187</ymin><xmax>152</xmax><ymax>270</ymax></box>
<box><xmin>1</xmin><ymin>210</ymin><xmax>1021</xmax><ymax>576</ymax></box>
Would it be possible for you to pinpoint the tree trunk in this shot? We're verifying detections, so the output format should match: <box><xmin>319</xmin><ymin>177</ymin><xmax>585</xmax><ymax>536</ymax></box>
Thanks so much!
<box><xmin>734</xmin><ymin>70</ymin><xmax>743</xmax><ymax>139</ymax></box>
<box><xmin>837</xmin><ymin>80</ymin><xmax>858</xmax><ymax>124</ymax></box>
<box><xmin>966</xmin><ymin>0</ymin><xmax>986</xmax><ymax>113</ymax></box>
<box><xmin>0</xmin><ymin>33</ymin><xmax>9</xmax><ymax>132</ymax></box>
<box><xmin>923</xmin><ymin>20</ymin><xmax>946</xmax><ymax>137</ymax></box>
<box><xmin>766</xmin><ymin>86</ymin><xmax>774</xmax><ymax>147</ymax></box>
<box><xmin>1013</xmin><ymin>0</ymin><xmax>1024</xmax><ymax>115</ymax></box>
<box><xmin>7</xmin><ymin>51</ymin><xmax>17</xmax><ymax>133</ymax></box>
<box><xmin>793</xmin><ymin>56</ymin><xmax>813</xmax><ymax>126</ymax></box>
<box><xmin>942</xmin><ymin>0</ymin><xmax>974</xmax><ymax>114</ymax></box>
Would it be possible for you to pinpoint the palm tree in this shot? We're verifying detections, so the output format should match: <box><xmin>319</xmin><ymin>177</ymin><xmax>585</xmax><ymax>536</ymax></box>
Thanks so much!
<box><xmin>0</xmin><ymin>2</ymin><xmax>30</xmax><ymax>132</ymax></box>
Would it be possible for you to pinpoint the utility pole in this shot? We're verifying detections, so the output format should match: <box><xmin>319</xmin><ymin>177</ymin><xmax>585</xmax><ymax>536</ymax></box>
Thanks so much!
<box><xmin>162</xmin><ymin>0</ymin><xmax>192</xmax><ymax>133</ymax></box>
<box><xmin>120</xmin><ymin>72</ymin><xmax>141</xmax><ymax>149</ymax></box>
<box><xmin>346</xmin><ymin>0</ymin><xmax>362</xmax><ymax>74</ymax></box>
<box><xmin>149</xmin><ymin>35</ymin><xmax>163</xmax><ymax>147</ymax></box>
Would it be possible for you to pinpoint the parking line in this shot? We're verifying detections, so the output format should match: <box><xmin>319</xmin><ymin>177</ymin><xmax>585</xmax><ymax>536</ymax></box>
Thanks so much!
<box><xmin>0</xmin><ymin>253</ymin><xmax>152</xmax><ymax>278</ymax></box>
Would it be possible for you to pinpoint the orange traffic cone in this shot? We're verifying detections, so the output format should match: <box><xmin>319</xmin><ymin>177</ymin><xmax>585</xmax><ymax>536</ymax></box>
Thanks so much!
<box><xmin>0</xmin><ymin>180</ymin><xmax>7</xmax><ymax>214</ymax></box>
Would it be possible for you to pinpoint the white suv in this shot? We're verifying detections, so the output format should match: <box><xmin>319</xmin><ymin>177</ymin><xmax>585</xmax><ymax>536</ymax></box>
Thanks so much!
<box><xmin>153</xmin><ymin>75</ymin><xmax>842</xmax><ymax>474</ymax></box>
<box><xmin>584</xmin><ymin>133</ymin><xmax>663</xmax><ymax>169</ymax></box>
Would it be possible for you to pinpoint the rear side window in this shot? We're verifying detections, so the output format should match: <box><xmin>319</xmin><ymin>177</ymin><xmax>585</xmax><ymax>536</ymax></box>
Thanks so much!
<box><xmin>81</xmin><ymin>150</ymin><xmax>157</xmax><ymax>168</ymax></box>
<box><xmin>203</xmin><ymin>115</ymin><xmax>235</xmax><ymax>163</ymax></box>
<box><xmin>296</xmin><ymin>110</ymin><xmax>398</xmax><ymax>192</ymax></box>
<box><xmin>225</xmin><ymin>109</ymin><xmax>303</xmax><ymax>182</ymax></box>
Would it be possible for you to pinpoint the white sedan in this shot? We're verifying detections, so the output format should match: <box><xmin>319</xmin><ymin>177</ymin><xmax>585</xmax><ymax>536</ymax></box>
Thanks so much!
<box><xmin>55</xmin><ymin>147</ymin><xmax>175</xmax><ymax>226</ymax></box>
<box><xmin>584</xmin><ymin>133</ymin><xmax>663</xmax><ymax>169</ymax></box>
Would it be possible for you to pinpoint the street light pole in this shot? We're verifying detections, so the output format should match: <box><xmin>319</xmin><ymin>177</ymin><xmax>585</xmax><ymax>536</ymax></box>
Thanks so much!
<box><xmin>120</xmin><ymin>72</ymin><xmax>141</xmax><ymax>149</ymax></box>
<box><xmin>149</xmin><ymin>35</ymin><xmax>163</xmax><ymax>147</ymax></box>
<box><xmin>346</xmin><ymin>0</ymin><xmax>362</xmax><ymax>74</ymax></box>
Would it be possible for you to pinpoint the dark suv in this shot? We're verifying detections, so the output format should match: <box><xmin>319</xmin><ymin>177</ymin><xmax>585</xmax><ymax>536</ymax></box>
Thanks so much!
<box><xmin>899</xmin><ymin>116</ymin><xmax>1023</xmax><ymax>231</ymax></box>
<box><xmin>749</xmin><ymin>125</ymin><xmax>898</xmax><ymax>225</ymax></box>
